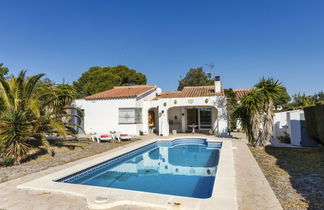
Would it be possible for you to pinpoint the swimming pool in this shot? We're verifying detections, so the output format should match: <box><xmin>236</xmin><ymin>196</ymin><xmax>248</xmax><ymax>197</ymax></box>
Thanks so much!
<box><xmin>56</xmin><ymin>138</ymin><xmax>222</xmax><ymax>199</ymax></box>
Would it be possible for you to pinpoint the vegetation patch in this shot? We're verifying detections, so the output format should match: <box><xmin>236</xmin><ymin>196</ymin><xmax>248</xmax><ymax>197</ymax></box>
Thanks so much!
<box><xmin>0</xmin><ymin>138</ymin><xmax>141</xmax><ymax>183</ymax></box>
<box><xmin>304</xmin><ymin>103</ymin><xmax>324</xmax><ymax>145</ymax></box>
<box><xmin>250</xmin><ymin>146</ymin><xmax>324</xmax><ymax>210</ymax></box>
<box><xmin>0</xmin><ymin>157</ymin><xmax>14</xmax><ymax>167</ymax></box>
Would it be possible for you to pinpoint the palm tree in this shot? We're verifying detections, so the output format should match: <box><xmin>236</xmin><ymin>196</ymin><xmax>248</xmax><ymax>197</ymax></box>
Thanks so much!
<box><xmin>0</xmin><ymin>71</ymin><xmax>80</xmax><ymax>163</ymax></box>
<box><xmin>233</xmin><ymin>89</ymin><xmax>262</xmax><ymax>144</ymax></box>
<box><xmin>254</xmin><ymin>77</ymin><xmax>282</xmax><ymax>146</ymax></box>
<box><xmin>234</xmin><ymin>77</ymin><xmax>282</xmax><ymax>146</ymax></box>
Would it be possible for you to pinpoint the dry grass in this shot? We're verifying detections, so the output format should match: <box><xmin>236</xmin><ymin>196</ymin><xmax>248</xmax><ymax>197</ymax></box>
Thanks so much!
<box><xmin>250</xmin><ymin>146</ymin><xmax>324</xmax><ymax>210</ymax></box>
<box><xmin>0</xmin><ymin>138</ymin><xmax>141</xmax><ymax>183</ymax></box>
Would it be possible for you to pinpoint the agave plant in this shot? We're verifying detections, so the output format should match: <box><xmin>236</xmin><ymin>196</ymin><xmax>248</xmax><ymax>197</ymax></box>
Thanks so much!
<box><xmin>0</xmin><ymin>71</ymin><xmax>80</xmax><ymax>163</ymax></box>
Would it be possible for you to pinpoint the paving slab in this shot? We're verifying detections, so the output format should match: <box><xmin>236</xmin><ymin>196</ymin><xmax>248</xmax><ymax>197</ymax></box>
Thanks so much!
<box><xmin>232</xmin><ymin>139</ymin><xmax>282</xmax><ymax>210</ymax></box>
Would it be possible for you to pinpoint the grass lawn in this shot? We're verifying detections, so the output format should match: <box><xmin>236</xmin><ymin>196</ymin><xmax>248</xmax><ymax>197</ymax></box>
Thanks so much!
<box><xmin>250</xmin><ymin>146</ymin><xmax>324</xmax><ymax>210</ymax></box>
<box><xmin>0</xmin><ymin>137</ymin><xmax>141</xmax><ymax>183</ymax></box>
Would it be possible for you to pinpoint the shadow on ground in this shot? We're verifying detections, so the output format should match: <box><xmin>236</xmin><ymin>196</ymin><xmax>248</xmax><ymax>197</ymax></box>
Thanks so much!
<box><xmin>21</xmin><ymin>139</ymin><xmax>86</xmax><ymax>163</ymax></box>
<box><xmin>265</xmin><ymin>146</ymin><xmax>324</xmax><ymax>210</ymax></box>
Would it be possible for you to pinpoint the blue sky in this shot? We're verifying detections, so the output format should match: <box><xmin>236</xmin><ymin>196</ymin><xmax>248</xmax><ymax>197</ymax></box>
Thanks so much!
<box><xmin>0</xmin><ymin>0</ymin><xmax>323</xmax><ymax>95</ymax></box>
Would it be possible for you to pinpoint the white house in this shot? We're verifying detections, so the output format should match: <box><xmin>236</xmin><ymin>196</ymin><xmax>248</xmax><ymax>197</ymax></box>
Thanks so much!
<box><xmin>73</xmin><ymin>77</ymin><xmax>249</xmax><ymax>137</ymax></box>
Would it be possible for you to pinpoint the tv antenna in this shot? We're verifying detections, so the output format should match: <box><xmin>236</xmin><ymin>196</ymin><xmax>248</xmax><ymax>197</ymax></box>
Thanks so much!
<box><xmin>204</xmin><ymin>63</ymin><xmax>215</xmax><ymax>78</ymax></box>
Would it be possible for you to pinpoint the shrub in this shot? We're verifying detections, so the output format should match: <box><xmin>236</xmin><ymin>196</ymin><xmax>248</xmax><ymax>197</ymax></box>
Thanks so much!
<box><xmin>0</xmin><ymin>157</ymin><xmax>14</xmax><ymax>167</ymax></box>
<box><xmin>304</xmin><ymin>103</ymin><xmax>324</xmax><ymax>145</ymax></box>
<box><xmin>304</xmin><ymin>106</ymin><xmax>319</xmax><ymax>140</ymax></box>
<box><xmin>277</xmin><ymin>132</ymin><xmax>291</xmax><ymax>144</ymax></box>
<box><xmin>315</xmin><ymin>103</ymin><xmax>324</xmax><ymax>144</ymax></box>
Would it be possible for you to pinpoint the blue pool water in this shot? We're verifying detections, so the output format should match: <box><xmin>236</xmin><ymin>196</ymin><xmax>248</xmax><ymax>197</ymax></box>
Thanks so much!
<box><xmin>56</xmin><ymin>139</ymin><xmax>221</xmax><ymax>198</ymax></box>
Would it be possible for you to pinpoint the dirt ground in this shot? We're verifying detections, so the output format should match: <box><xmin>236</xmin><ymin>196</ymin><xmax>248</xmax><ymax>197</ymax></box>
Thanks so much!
<box><xmin>0</xmin><ymin>138</ymin><xmax>141</xmax><ymax>183</ymax></box>
<box><xmin>250</xmin><ymin>146</ymin><xmax>324</xmax><ymax>210</ymax></box>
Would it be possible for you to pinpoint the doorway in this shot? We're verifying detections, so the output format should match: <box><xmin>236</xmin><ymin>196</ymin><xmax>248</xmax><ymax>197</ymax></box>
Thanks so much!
<box><xmin>187</xmin><ymin>108</ymin><xmax>198</xmax><ymax>125</ymax></box>
<box><xmin>186</xmin><ymin>108</ymin><xmax>212</xmax><ymax>131</ymax></box>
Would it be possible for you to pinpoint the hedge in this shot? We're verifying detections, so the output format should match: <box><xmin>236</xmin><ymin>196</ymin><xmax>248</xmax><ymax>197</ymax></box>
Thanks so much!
<box><xmin>304</xmin><ymin>103</ymin><xmax>324</xmax><ymax>145</ymax></box>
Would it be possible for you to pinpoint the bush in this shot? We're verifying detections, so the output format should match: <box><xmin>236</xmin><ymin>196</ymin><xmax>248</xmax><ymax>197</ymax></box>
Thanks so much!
<box><xmin>0</xmin><ymin>157</ymin><xmax>14</xmax><ymax>167</ymax></box>
<box><xmin>304</xmin><ymin>106</ymin><xmax>319</xmax><ymax>140</ymax></box>
<box><xmin>315</xmin><ymin>103</ymin><xmax>324</xmax><ymax>144</ymax></box>
<box><xmin>304</xmin><ymin>103</ymin><xmax>324</xmax><ymax>145</ymax></box>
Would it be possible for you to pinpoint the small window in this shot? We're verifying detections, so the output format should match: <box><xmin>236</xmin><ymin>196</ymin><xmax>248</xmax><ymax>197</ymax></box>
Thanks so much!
<box><xmin>119</xmin><ymin>108</ymin><xmax>142</xmax><ymax>124</ymax></box>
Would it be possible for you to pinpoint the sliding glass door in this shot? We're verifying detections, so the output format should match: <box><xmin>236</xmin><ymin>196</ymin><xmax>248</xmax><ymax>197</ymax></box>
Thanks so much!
<box><xmin>199</xmin><ymin>108</ymin><xmax>212</xmax><ymax>129</ymax></box>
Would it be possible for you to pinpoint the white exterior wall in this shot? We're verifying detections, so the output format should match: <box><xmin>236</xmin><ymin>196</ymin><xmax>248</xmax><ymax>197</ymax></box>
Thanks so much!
<box><xmin>273</xmin><ymin>110</ymin><xmax>303</xmax><ymax>146</ymax></box>
<box><xmin>168</xmin><ymin>107</ymin><xmax>182</xmax><ymax>132</ymax></box>
<box><xmin>273</xmin><ymin>111</ymin><xmax>289</xmax><ymax>138</ymax></box>
<box><xmin>74</xmin><ymin>89</ymin><xmax>228</xmax><ymax>137</ymax></box>
<box><xmin>74</xmin><ymin>89</ymin><xmax>157</xmax><ymax>135</ymax></box>
<box><xmin>287</xmin><ymin>110</ymin><xmax>303</xmax><ymax>146</ymax></box>
<box><xmin>154</xmin><ymin>96</ymin><xmax>228</xmax><ymax>136</ymax></box>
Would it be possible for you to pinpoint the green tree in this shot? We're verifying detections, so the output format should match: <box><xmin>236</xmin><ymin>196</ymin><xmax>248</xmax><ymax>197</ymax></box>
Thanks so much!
<box><xmin>255</xmin><ymin>78</ymin><xmax>282</xmax><ymax>146</ymax></box>
<box><xmin>0</xmin><ymin>71</ymin><xmax>79</xmax><ymax>163</ymax></box>
<box><xmin>178</xmin><ymin>67</ymin><xmax>213</xmax><ymax>90</ymax></box>
<box><xmin>287</xmin><ymin>93</ymin><xmax>317</xmax><ymax>110</ymax></box>
<box><xmin>285</xmin><ymin>91</ymin><xmax>324</xmax><ymax>110</ymax></box>
<box><xmin>73</xmin><ymin>65</ymin><xmax>147</xmax><ymax>97</ymax></box>
<box><xmin>233</xmin><ymin>89</ymin><xmax>262</xmax><ymax>144</ymax></box>
<box><xmin>0</xmin><ymin>63</ymin><xmax>9</xmax><ymax>76</ymax></box>
<box><xmin>234</xmin><ymin>78</ymin><xmax>282</xmax><ymax>146</ymax></box>
<box><xmin>315</xmin><ymin>91</ymin><xmax>324</xmax><ymax>102</ymax></box>
<box><xmin>274</xmin><ymin>86</ymin><xmax>291</xmax><ymax>110</ymax></box>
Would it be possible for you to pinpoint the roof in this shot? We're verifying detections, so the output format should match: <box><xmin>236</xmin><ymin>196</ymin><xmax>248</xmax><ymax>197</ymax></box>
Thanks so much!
<box><xmin>155</xmin><ymin>86</ymin><xmax>224</xmax><ymax>99</ymax></box>
<box><xmin>232</xmin><ymin>88</ymin><xmax>252</xmax><ymax>98</ymax></box>
<box><xmin>155</xmin><ymin>86</ymin><xmax>251</xmax><ymax>99</ymax></box>
<box><xmin>85</xmin><ymin>85</ymin><xmax>156</xmax><ymax>100</ymax></box>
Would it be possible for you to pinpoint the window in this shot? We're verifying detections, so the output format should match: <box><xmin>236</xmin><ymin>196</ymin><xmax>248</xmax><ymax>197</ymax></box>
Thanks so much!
<box><xmin>199</xmin><ymin>108</ymin><xmax>212</xmax><ymax>129</ymax></box>
<box><xmin>119</xmin><ymin>108</ymin><xmax>142</xmax><ymax>124</ymax></box>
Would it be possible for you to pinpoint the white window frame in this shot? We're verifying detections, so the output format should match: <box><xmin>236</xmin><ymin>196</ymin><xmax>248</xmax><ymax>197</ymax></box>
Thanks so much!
<box><xmin>119</xmin><ymin>108</ymin><xmax>142</xmax><ymax>124</ymax></box>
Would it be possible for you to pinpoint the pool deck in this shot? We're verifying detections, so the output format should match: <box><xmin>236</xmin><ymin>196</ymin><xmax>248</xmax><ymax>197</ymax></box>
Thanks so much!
<box><xmin>0</xmin><ymin>134</ymin><xmax>282</xmax><ymax>210</ymax></box>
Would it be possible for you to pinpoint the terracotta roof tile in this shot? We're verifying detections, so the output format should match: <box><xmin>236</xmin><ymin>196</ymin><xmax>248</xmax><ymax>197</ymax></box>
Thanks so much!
<box><xmin>155</xmin><ymin>86</ymin><xmax>252</xmax><ymax>99</ymax></box>
<box><xmin>232</xmin><ymin>88</ymin><xmax>252</xmax><ymax>98</ymax></box>
<box><xmin>85</xmin><ymin>85</ymin><xmax>156</xmax><ymax>100</ymax></box>
<box><xmin>155</xmin><ymin>86</ymin><xmax>224</xmax><ymax>99</ymax></box>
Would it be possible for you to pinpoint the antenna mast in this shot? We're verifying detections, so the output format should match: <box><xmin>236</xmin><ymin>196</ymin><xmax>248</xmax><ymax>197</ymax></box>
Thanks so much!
<box><xmin>204</xmin><ymin>63</ymin><xmax>215</xmax><ymax>78</ymax></box>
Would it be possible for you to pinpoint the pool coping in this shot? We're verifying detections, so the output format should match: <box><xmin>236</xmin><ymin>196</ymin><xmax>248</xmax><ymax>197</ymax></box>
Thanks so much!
<box><xmin>17</xmin><ymin>136</ymin><xmax>237</xmax><ymax>210</ymax></box>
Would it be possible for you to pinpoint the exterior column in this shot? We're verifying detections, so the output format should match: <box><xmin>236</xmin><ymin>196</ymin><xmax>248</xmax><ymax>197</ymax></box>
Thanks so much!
<box><xmin>181</xmin><ymin>107</ymin><xmax>186</xmax><ymax>132</ymax></box>
<box><xmin>158</xmin><ymin>108</ymin><xmax>169</xmax><ymax>136</ymax></box>
<box><xmin>217</xmin><ymin>106</ymin><xmax>228</xmax><ymax>136</ymax></box>
<box><xmin>142</xmin><ymin>108</ymin><xmax>149</xmax><ymax>134</ymax></box>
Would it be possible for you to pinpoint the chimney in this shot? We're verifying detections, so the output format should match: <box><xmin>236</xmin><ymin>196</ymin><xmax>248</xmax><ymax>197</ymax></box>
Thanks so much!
<box><xmin>214</xmin><ymin>76</ymin><xmax>221</xmax><ymax>93</ymax></box>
